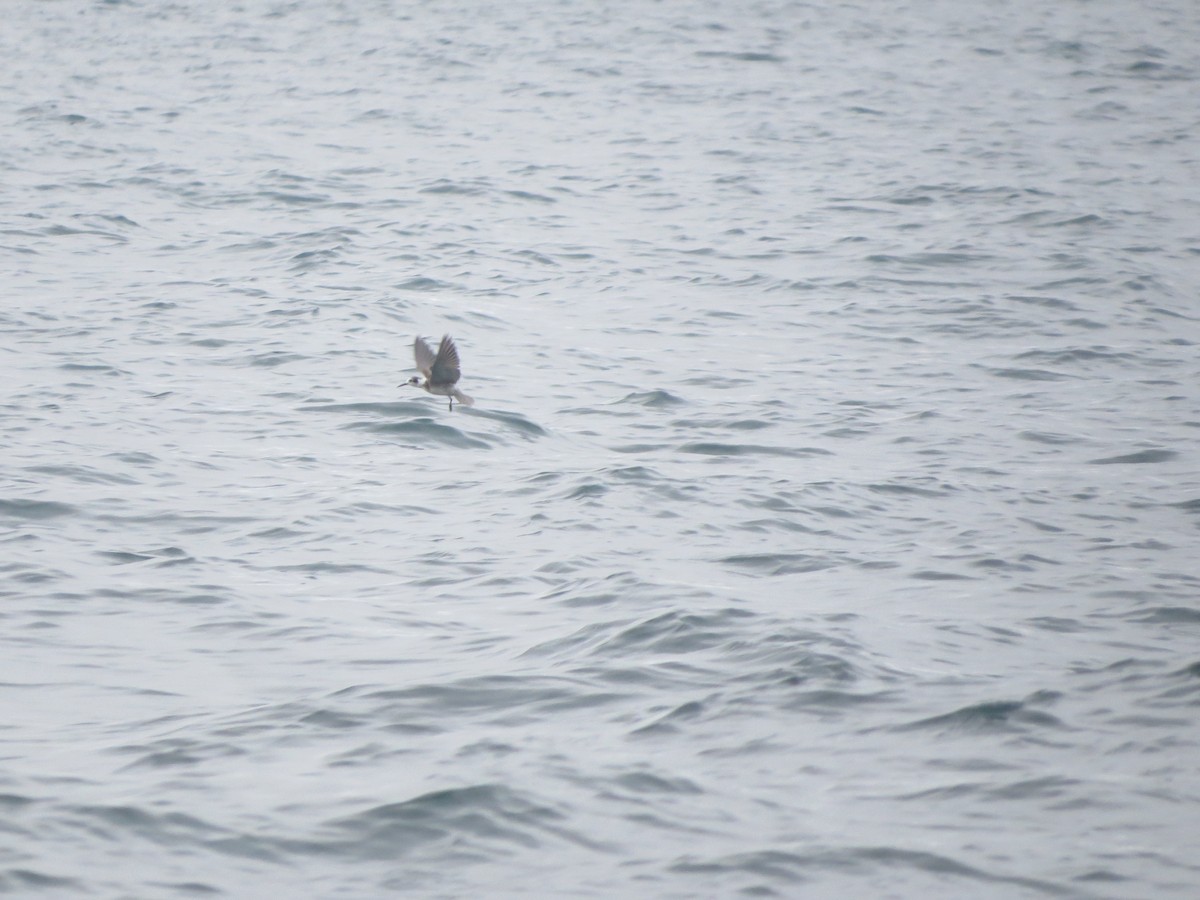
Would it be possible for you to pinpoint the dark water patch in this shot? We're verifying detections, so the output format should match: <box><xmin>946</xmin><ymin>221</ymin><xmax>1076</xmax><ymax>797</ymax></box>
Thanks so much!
<box><xmin>877</xmin><ymin>190</ymin><xmax>934</xmax><ymax>206</ymax></box>
<box><xmin>1017</xmin><ymin>431</ymin><xmax>1080</xmax><ymax>446</ymax></box>
<box><xmin>1049</xmin><ymin>214</ymin><xmax>1106</xmax><ymax>228</ymax></box>
<box><xmin>461</xmin><ymin>407</ymin><xmax>547</xmax><ymax>437</ymax></box>
<box><xmin>672</xmin><ymin>417</ymin><xmax>772</xmax><ymax>431</ymax></box>
<box><xmin>272</xmin><ymin>561</ymin><xmax>391</xmax><ymax>575</ymax></box>
<box><xmin>969</xmin><ymin>556</ymin><xmax>1039</xmax><ymax>572</ymax></box>
<box><xmin>737</xmin><ymin>517</ymin><xmax>825</xmax><ymax>535</ymax></box>
<box><xmin>671</xmin><ymin>846</ymin><xmax>1068</xmax><ymax>895</ymax></box>
<box><xmin>613</xmin><ymin>771</ymin><xmax>704</xmax><ymax>796</ymax></box>
<box><xmin>357</xmin><ymin>675</ymin><xmax>606</xmax><ymax>721</ymax></box>
<box><xmin>1007</xmin><ymin>294</ymin><xmax>1080</xmax><ymax>311</ymax></box>
<box><xmin>245</xmin><ymin>351</ymin><xmax>306</xmax><ymax>368</ymax></box>
<box><xmin>616</xmin><ymin>390</ymin><xmax>686</xmax><ymax>408</ymax></box>
<box><xmin>1169</xmin><ymin>498</ymin><xmax>1200</xmax><ymax>512</ymax></box>
<box><xmin>867</xmin><ymin>251</ymin><xmax>996</xmax><ymax>267</ymax></box>
<box><xmin>985</xmin><ymin>367</ymin><xmax>1071</xmax><ymax>381</ymax></box>
<box><xmin>98</xmin><ymin>550</ymin><xmax>155</xmax><ymax>564</ymax></box>
<box><xmin>113</xmin><ymin>736</ymin><xmax>246</xmax><ymax>771</ymax></box>
<box><xmin>1125</xmin><ymin>606</ymin><xmax>1200</xmax><ymax>624</ymax></box>
<box><xmin>288</xmin><ymin>248</ymin><xmax>339</xmax><ymax>271</ymax></box>
<box><xmin>781</xmin><ymin>688</ymin><xmax>889</xmax><ymax>711</ymax></box>
<box><xmin>93</xmin><ymin>586</ymin><xmax>231</xmax><ymax>606</ymax></box>
<box><xmin>534</xmin><ymin>570</ymin><xmax>668</xmax><ymax>609</ymax></box>
<box><xmin>679</xmin><ymin>442</ymin><xmax>831</xmax><ymax>458</ymax></box>
<box><xmin>726</xmin><ymin>628</ymin><xmax>859</xmax><ymax>678</ymax></box>
<box><xmin>1088</xmin><ymin>449</ymin><xmax>1176</xmax><ymax>465</ymax></box>
<box><xmin>1014</xmin><ymin>347</ymin><xmax>1133</xmax><ymax>365</ymax></box>
<box><xmin>503</xmin><ymin>189</ymin><xmax>555</xmax><ymax>203</ymax></box>
<box><xmin>910</xmin><ymin>570</ymin><xmax>973</xmax><ymax>581</ymax></box>
<box><xmin>39</xmin><ymin>223</ymin><xmax>125</xmax><ymax>242</ymax></box>
<box><xmin>0</xmin><ymin>499</ymin><xmax>76</xmax><ymax>520</ymax></box>
<box><xmin>0</xmin><ymin>793</ymin><xmax>35</xmax><ymax>811</ymax></box>
<box><xmin>897</xmin><ymin>699</ymin><xmax>1063</xmax><ymax>734</ymax></box>
<box><xmin>695</xmin><ymin>50</ymin><xmax>784</xmax><ymax>63</ymax></box>
<box><xmin>586</xmin><ymin>608</ymin><xmax>755</xmax><ymax>658</ymax></box>
<box><xmin>58</xmin><ymin>362</ymin><xmax>124</xmax><ymax>376</ymax></box>
<box><xmin>981</xmin><ymin>775</ymin><xmax>1082</xmax><ymax>802</ymax></box>
<box><xmin>324</xmin><ymin>783</ymin><xmax>603</xmax><ymax>861</ymax></box>
<box><xmin>248</xmin><ymin>526</ymin><xmax>307</xmax><ymax>539</ymax></box>
<box><xmin>0</xmin><ymin>870</ymin><xmax>82</xmax><ymax>891</ymax></box>
<box><xmin>867</xmin><ymin>480</ymin><xmax>951</xmax><ymax>498</ymax></box>
<box><xmin>721</xmin><ymin>553</ymin><xmax>842</xmax><ymax>576</ymax></box>
<box><xmin>565</xmin><ymin>482</ymin><xmax>607</xmax><ymax>500</ymax></box>
<box><xmin>1122</xmin><ymin>60</ymin><xmax>1192</xmax><ymax>81</ymax></box>
<box><xmin>69</xmin><ymin>803</ymin><xmax>226</xmax><ymax>848</ymax></box>
<box><xmin>1031</xmin><ymin>276</ymin><xmax>1108</xmax><ymax>291</ymax></box>
<box><xmin>603</xmin><ymin>465</ymin><xmax>658</xmax><ymax>483</ymax></box>
<box><xmin>93</xmin><ymin>512</ymin><xmax>255</xmax><ymax>533</ymax></box>
<box><xmin>221</xmin><ymin>237</ymin><xmax>277</xmax><ymax>253</ymax></box>
<box><xmin>259</xmin><ymin>191</ymin><xmax>329</xmax><ymax>206</ymax></box>
<box><xmin>353</xmin><ymin>420</ymin><xmax>491</xmax><ymax>449</ymax></box>
<box><xmin>319</xmin><ymin>501</ymin><xmax>441</xmax><ymax>520</ymax></box>
<box><xmin>145</xmin><ymin>881</ymin><xmax>221</xmax><ymax>896</ymax></box>
<box><xmin>513</xmin><ymin>249</ymin><xmax>557</xmax><ymax>265</ymax></box>
<box><xmin>632</xmin><ymin>700</ymin><xmax>707</xmax><ymax>735</ymax></box>
<box><xmin>304</xmin><ymin>400</ymin><xmax>427</xmax><ymax>417</ymax></box>
<box><xmin>394</xmin><ymin>276</ymin><xmax>452</xmax><ymax>292</ymax></box>
<box><xmin>419</xmin><ymin>179</ymin><xmax>487</xmax><ymax>196</ymax></box>
<box><xmin>1027</xmin><ymin>617</ymin><xmax>1092</xmax><ymax>633</ymax></box>
<box><xmin>95</xmin><ymin>546</ymin><xmax>188</xmax><ymax>566</ymax></box>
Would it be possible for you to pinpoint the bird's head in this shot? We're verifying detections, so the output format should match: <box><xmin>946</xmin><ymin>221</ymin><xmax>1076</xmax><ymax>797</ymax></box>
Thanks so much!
<box><xmin>405</xmin><ymin>376</ymin><xmax>422</xmax><ymax>387</ymax></box>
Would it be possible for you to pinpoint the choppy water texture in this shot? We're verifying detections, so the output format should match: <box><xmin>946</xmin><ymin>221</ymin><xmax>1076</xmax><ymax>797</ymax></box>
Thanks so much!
<box><xmin>3</xmin><ymin>0</ymin><xmax>1200</xmax><ymax>897</ymax></box>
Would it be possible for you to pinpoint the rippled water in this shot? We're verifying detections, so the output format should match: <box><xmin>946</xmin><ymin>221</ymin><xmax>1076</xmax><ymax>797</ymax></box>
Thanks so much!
<box><xmin>4</xmin><ymin>0</ymin><xmax>1199</xmax><ymax>897</ymax></box>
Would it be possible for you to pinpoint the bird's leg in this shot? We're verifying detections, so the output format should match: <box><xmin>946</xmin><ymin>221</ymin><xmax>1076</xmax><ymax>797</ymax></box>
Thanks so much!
<box><xmin>448</xmin><ymin>398</ymin><xmax>453</xmax><ymax>411</ymax></box>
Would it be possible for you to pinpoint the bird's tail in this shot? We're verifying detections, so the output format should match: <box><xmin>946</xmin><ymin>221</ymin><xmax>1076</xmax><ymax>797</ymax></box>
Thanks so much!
<box><xmin>452</xmin><ymin>389</ymin><xmax>474</xmax><ymax>407</ymax></box>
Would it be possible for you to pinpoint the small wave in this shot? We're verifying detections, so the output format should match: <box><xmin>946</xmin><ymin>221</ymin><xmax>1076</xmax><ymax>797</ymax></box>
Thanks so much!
<box><xmin>0</xmin><ymin>870</ymin><xmax>81</xmax><ymax>892</ymax></box>
<box><xmin>394</xmin><ymin>276</ymin><xmax>452</xmax><ymax>292</ymax></box>
<box><xmin>615</xmin><ymin>390</ymin><xmax>686</xmax><ymax>408</ymax></box>
<box><xmin>695</xmin><ymin>50</ymin><xmax>784</xmax><ymax>63</ymax></box>
<box><xmin>721</xmin><ymin>553</ymin><xmax>842</xmax><ymax>575</ymax></box>
<box><xmin>356</xmin><ymin>420</ymin><xmax>491</xmax><ymax>449</ymax></box>
<box><xmin>24</xmin><ymin>464</ymin><xmax>136</xmax><ymax>485</ymax></box>
<box><xmin>679</xmin><ymin>442</ymin><xmax>830</xmax><ymax>458</ymax></box>
<box><xmin>324</xmin><ymin>783</ymin><xmax>607</xmax><ymax>861</ymax></box>
<box><xmin>419</xmin><ymin>179</ymin><xmax>486</xmax><ymax>196</ymax></box>
<box><xmin>986</xmin><ymin>367</ymin><xmax>1072</xmax><ymax>381</ymax></box>
<box><xmin>1017</xmin><ymin>431</ymin><xmax>1080</xmax><ymax>445</ymax></box>
<box><xmin>503</xmin><ymin>189</ymin><xmax>555</xmax><ymax>204</ymax></box>
<box><xmin>1088</xmin><ymin>449</ymin><xmax>1176</xmax><ymax>464</ymax></box>
<box><xmin>897</xmin><ymin>698</ymin><xmax>1063</xmax><ymax>734</ymax></box>
<box><xmin>0</xmin><ymin>498</ymin><xmax>76</xmax><ymax>520</ymax></box>
<box><xmin>464</xmin><ymin>407</ymin><xmax>547</xmax><ymax>437</ymax></box>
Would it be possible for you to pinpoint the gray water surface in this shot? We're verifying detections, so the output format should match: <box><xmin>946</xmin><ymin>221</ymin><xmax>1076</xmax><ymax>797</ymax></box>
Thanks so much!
<box><xmin>4</xmin><ymin>1</ymin><xmax>1199</xmax><ymax>897</ymax></box>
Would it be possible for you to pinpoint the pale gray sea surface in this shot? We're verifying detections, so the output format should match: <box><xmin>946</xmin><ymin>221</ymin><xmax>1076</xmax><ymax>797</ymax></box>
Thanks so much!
<box><xmin>3</xmin><ymin>0</ymin><xmax>1199</xmax><ymax>897</ymax></box>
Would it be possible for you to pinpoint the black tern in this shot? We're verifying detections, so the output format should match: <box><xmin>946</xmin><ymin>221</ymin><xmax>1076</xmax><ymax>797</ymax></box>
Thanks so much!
<box><xmin>405</xmin><ymin>334</ymin><xmax>474</xmax><ymax>411</ymax></box>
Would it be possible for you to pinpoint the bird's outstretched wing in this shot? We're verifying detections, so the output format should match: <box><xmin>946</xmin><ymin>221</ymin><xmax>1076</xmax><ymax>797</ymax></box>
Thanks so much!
<box><xmin>413</xmin><ymin>336</ymin><xmax>437</xmax><ymax>378</ymax></box>
<box><xmin>430</xmin><ymin>335</ymin><xmax>462</xmax><ymax>386</ymax></box>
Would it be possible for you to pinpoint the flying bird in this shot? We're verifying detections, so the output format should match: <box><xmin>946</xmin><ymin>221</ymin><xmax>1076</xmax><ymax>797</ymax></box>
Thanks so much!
<box><xmin>405</xmin><ymin>334</ymin><xmax>473</xmax><ymax>411</ymax></box>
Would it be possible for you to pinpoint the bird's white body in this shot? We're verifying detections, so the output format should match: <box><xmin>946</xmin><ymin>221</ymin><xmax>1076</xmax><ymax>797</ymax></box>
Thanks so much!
<box><xmin>406</xmin><ymin>334</ymin><xmax>473</xmax><ymax>410</ymax></box>
<box><xmin>414</xmin><ymin>380</ymin><xmax>472</xmax><ymax>406</ymax></box>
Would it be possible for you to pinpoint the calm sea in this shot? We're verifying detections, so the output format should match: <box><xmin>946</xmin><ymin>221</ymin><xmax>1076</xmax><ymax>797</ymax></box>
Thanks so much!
<box><xmin>3</xmin><ymin>0</ymin><xmax>1199</xmax><ymax>897</ymax></box>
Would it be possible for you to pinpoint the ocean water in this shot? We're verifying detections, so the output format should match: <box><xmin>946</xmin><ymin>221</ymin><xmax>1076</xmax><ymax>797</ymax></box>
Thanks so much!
<box><xmin>3</xmin><ymin>0</ymin><xmax>1199</xmax><ymax>897</ymax></box>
